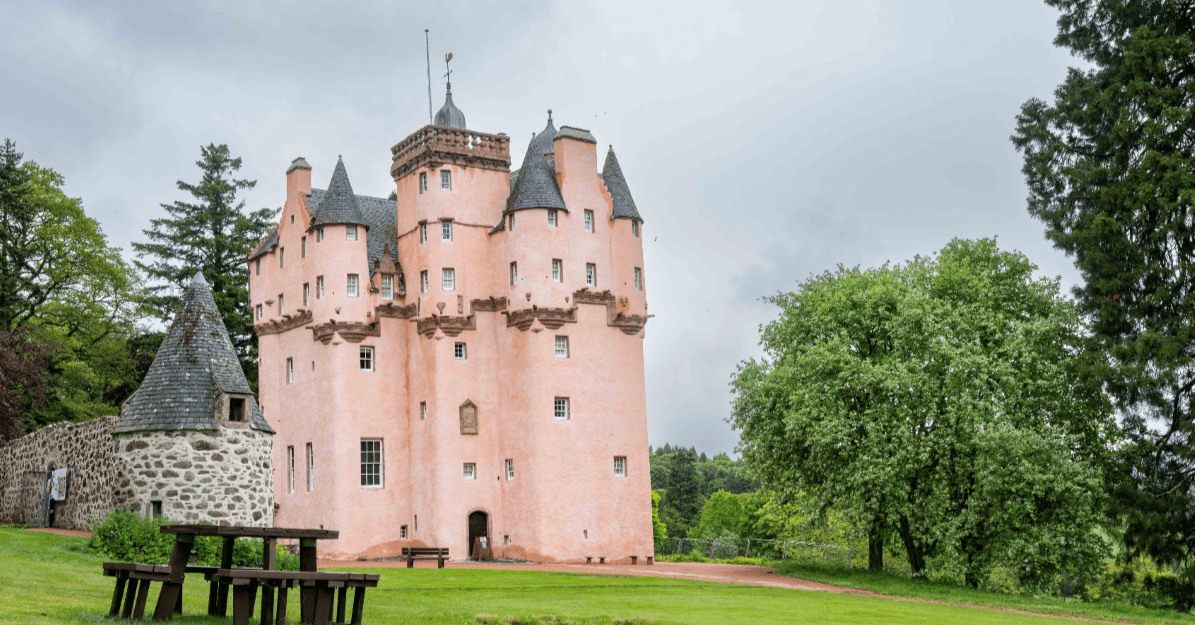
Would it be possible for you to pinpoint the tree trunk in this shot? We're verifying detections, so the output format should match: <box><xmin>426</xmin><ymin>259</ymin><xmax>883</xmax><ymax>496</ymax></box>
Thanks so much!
<box><xmin>868</xmin><ymin>522</ymin><xmax>884</xmax><ymax>571</ymax></box>
<box><xmin>897</xmin><ymin>515</ymin><xmax>926</xmax><ymax>575</ymax></box>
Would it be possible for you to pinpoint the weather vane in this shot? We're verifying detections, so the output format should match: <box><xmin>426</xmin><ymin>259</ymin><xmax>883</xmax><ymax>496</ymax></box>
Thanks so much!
<box><xmin>444</xmin><ymin>52</ymin><xmax>453</xmax><ymax>86</ymax></box>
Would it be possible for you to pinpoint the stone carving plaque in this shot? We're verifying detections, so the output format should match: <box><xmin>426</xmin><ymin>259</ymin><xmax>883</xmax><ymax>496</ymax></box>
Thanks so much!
<box><xmin>460</xmin><ymin>401</ymin><xmax>478</xmax><ymax>435</ymax></box>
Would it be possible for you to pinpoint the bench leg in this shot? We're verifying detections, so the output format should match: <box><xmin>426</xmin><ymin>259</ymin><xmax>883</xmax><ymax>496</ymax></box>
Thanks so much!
<box><xmin>208</xmin><ymin>578</ymin><xmax>219</xmax><ymax>615</ymax></box>
<box><xmin>154</xmin><ymin>581</ymin><xmax>182</xmax><ymax>620</ymax></box>
<box><xmin>121</xmin><ymin>576</ymin><xmax>139</xmax><ymax>619</ymax></box>
<box><xmin>233</xmin><ymin>583</ymin><xmax>257</xmax><ymax>625</ymax></box>
<box><xmin>175</xmin><ymin>583</ymin><xmax>183</xmax><ymax>614</ymax></box>
<box><xmin>351</xmin><ymin>587</ymin><xmax>366</xmax><ymax>625</ymax></box>
<box><xmin>439</xmin><ymin>555</ymin><xmax>445</xmax><ymax>569</ymax></box>
<box><xmin>109</xmin><ymin>574</ymin><xmax>127</xmax><ymax>617</ymax></box>
<box><xmin>312</xmin><ymin>586</ymin><xmax>333</xmax><ymax>625</ymax></box>
<box><xmin>133</xmin><ymin>579</ymin><xmax>151</xmax><ymax>620</ymax></box>
<box><xmin>336</xmin><ymin>586</ymin><xmax>347</xmax><ymax>624</ymax></box>
<box><xmin>275</xmin><ymin>586</ymin><xmax>288</xmax><ymax>625</ymax></box>
<box><xmin>301</xmin><ymin>587</ymin><xmax>315</xmax><ymax>623</ymax></box>
<box><xmin>217</xmin><ymin>580</ymin><xmax>232</xmax><ymax>617</ymax></box>
<box><xmin>261</xmin><ymin>583</ymin><xmax>274</xmax><ymax>625</ymax></box>
<box><xmin>407</xmin><ymin>555</ymin><xmax>414</xmax><ymax>568</ymax></box>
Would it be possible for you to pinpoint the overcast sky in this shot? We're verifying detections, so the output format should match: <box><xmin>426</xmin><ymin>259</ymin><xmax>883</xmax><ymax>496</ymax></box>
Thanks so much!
<box><xmin>2</xmin><ymin>0</ymin><xmax>1083</xmax><ymax>456</ymax></box>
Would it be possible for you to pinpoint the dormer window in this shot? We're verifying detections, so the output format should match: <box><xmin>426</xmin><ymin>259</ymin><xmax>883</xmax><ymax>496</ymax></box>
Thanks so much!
<box><xmin>548</xmin><ymin>209</ymin><xmax>558</xmax><ymax>227</ymax></box>
<box><xmin>347</xmin><ymin>226</ymin><xmax>358</xmax><ymax>241</ymax></box>
<box><xmin>419</xmin><ymin>172</ymin><xmax>427</xmax><ymax>193</ymax></box>
<box><xmin>441</xmin><ymin>171</ymin><xmax>451</xmax><ymax>190</ymax></box>
<box><xmin>441</xmin><ymin>221</ymin><xmax>452</xmax><ymax>241</ymax></box>
<box><xmin>229</xmin><ymin>397</ymin><xmax>246</xmax><ymax>422</ymax></box>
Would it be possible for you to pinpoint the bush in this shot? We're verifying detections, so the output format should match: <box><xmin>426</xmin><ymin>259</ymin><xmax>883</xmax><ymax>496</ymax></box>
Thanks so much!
<box><xmin>88</xmin><ymin>509</ymin><xmax>298</xmax><ymax>570</ymax></box>
<box><xmin>1080</xmin><ymin>557</ymin><xmax>1191</xmax><ymax>611</ymax></box>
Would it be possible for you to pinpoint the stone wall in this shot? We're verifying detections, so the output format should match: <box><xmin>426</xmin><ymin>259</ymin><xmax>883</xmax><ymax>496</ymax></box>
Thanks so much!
<box><xmin>113</xmin><ymin>428</ymin><xmax>274</xmax><ymax>526</ymax></box>
<box><xmin>0</xmin><ymin>417</ymin><xmax>120</xmax><ymax>529</ymax></box>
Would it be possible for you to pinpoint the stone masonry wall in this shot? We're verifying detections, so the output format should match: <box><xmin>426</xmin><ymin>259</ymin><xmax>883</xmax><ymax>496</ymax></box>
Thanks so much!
<box><xmin>113</xmin><ymin>428</ymin><xmax>274</xmax><ymax>526</ymax></box>
<box><xmin>0</xmin><ymin>417</ymin><xmax>120</xmax><ymax>529</ymax></box>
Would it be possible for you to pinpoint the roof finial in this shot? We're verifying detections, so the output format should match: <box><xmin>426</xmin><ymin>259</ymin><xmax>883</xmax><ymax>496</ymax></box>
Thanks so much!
<box><xmin>444</xmin><ymin>52</ymin><xmax>454</xmax><ymax>94</ymax></box>
<box><xmin>548</xmin><ymin>109</ymin><xmax>552</xmax><ymax>121</ymax></box>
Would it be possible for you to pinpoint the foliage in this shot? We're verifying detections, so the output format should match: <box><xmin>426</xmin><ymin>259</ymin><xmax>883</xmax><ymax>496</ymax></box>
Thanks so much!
<box><xmin>649</xmin><ymin>444</ymin><xmax>756</xmax><ymax>498</ymax></box>
<box><xmin>650</xmin><ymin>490</ymin><xmax>666</xmax><ymax>538</ymax></box>
<box><xmin>87</xmin><ymin>509</ymin><xmax>297</xmax><ymax>570</ymax></box>
<box><xmin>132</xmin><ymin>144</ymin><xmax>277</xmax><ymax>392</ymax></box>
<box><xmin>1011</xmin><ymin>0</ymin><xmax>1195</xmax><ymax>603</ymax></box>
<box><xmin>657</xmin><ymin>448</ymin><xmax>702</xmax><ymax>535</ymax></box>
<box><xmin>689</xmin><ymin>490</ymin><xmax>744</xmax><ymax>539</ymax></box>
<box><xmin>1081</xmin><ymin>556</ymin><xmax>1189</xmax><ymax>611</ymax></box>
<box><xmin>0</xmin><ymin>326</ymin><xmax>52</xmax><ymax>442</ymax></box>
<box><xmin>730</xmin><ymin>238</ymin><xmax>1116</xmax><ymax>589</ymax></box>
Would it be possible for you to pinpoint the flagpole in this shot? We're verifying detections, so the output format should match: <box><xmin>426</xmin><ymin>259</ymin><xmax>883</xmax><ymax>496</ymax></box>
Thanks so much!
<box><xmin>425</xmin><ymin>29</ymin><xmax>433</xmax><ymax>126</ymax></box>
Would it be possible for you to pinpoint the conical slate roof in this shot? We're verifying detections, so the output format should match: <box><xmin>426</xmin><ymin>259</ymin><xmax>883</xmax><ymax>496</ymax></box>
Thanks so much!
<box><xmin>114</xmin><ymin>272</ymin><xmax>273</xmax><ymax>434</ymax></box>
<box><xmin>434</xmin><ymin>84</ymin><xmax>467</xmax><ymax>130</ymax></box>
<box><xmin>532</xmin><ymin>110</ymin><xmax>557</xmax><ymax>156</ymax></box>
<box><xmin>507</xmin><ymin>136</ymin><xmax>567</xmax><ymax>213</ymax></box>
<box><xmin>310</xmin><ymin>157</ymin><xmax>366</xmax><ymax>227</ymax></box>
<box><xmin>601</xmin><ymin>146</ymin><xmax>642</xmax><ymax>222</ymax></box>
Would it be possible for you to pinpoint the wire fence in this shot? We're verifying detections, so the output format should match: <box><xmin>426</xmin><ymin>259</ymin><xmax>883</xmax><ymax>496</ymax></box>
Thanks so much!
<box><xmin>654</xmin><ymin>536</ymin><xmax>853</xmax><ymax>567</ymax></box>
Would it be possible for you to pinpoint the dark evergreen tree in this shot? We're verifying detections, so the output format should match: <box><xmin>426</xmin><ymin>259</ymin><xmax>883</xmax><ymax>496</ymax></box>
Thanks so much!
<box><xmin>661</xmin><ymin>449</ymin><xmax>703</xmax><ymax>533</ymax></box>
<box><xmin>1013</xmin><ymin>0</ymin><xmax>1195</xmax><ymax>602</ymax></box>
<box><xmin>133</xmin><ymin>144</ymin><xmax>276</xmax><ymax>391</ymax></box>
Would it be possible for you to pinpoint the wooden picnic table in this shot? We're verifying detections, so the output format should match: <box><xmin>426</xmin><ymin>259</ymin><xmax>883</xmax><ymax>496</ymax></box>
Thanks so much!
<box><xmin>150</xmin><ymin>524</ymin><xmax>339</xmax><ymax>621</ymax></box>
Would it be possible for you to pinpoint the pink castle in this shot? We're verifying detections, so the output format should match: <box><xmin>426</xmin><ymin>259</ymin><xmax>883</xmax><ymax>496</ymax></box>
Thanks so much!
<box><xmin>249</xmin><ymin>78</ymin><xmax>652</xmax><ymax>562</ymax></box>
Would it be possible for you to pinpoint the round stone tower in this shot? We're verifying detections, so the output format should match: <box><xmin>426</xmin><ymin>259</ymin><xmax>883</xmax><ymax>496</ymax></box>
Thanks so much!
<box><xmin>112</xmin><ymin>272</ymin><xmax>275</xmax><ymax>525</ymax></box>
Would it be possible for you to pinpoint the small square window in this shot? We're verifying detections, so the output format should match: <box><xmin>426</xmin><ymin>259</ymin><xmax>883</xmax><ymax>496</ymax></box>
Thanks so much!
<box><xmin>504</xmin><ymin>535</ymin><xmax>511</xmax><ymax>545</ymax></box>
<box><xmin>586</xmin><ymin>264</ymin><xmax>596</xmax><ymax>287</ymax></box>
<box><xmin>420</xmin><ymin>223</ymin><xmax>427</xmax><ymax>243</ymax></box>
<box><xmin>441</xmin><ymin>221</ymin><xmax>452</xmax><ymax>241</ymax></box>
<box><xmin>301</xmin><ymin>236</ymin><xmax>307</xmax><ymax>257</ymax></box>
<box><xmin>420</xmin><ymin>270</ymin><xmax>429</xmax><ymax>293</ymax></box>
<box><xmin>505</xmin><ymin>459</ymin><xmax>514</xmax><ymax>481</ymax></box>
<box><xmin>510</xmin><ymin>262</ymin><xmax>518</xmax><ymax>286</ymax></box>
<box><xmin>360</xmin><ymin>439</ymin><xmax>383</xmax><ymax>488</ymax></box>
<box><xmin>382</xmin><ymin>275</ymin><xmax>393</xmax><ymax>300</ymax></box>
<box><xmin>552</xmin><ymin>259</ymin><xmax>562</xmax><ymax>282</ymax></box>
<box><xmin>584</xmin><ymin>210</ymin><xmax>594</xmax><ymax>233</ymax></box>
<box><xmin>441</xmin><ymin>170</ymin><xmax>451</xmax><ymax>190</ymax></box>
<box><xmin>548</xmin><ymin>209</ymin><xmax>557</xmax><ymax>227</ymax></box>
<box><xmin>634</xmin><ymin>267</ymin><xmax>642</xmax><ymax>291</ymax></box>
<box><xmin>280</xmin><ymin>247</ymin><xmax>285</xmax><ymax>268</ymax></box>
<box><xmin>463</xmin><ymin>463</ymin><xmax>476</xmax><ymax>480</ymax></box>
<box><xmin>360</xmin><ymin>347</ymin><xmax>374</xmax><ymax>371</ymax></box>
<box><xmin>555</xmin><ymin>336</ymin><xmax>569</xmax><ymax>358</ymax></box>
<box><xmin>286</xmin><ymin>358</ymin><xmax>293</xmax><ymax>384</ymax></box>
<box><xmin>454</xmin><ymin>342</ymin><xmax>467</xmax><ymax>360</ymax></box>
<box><xmin>303</xmin><ymin>283</ymin><xmax>310</xmax><ymax>306</ymax></box>
<box><xmin>290</xmin><ymin>214</ymin><xmax>294</xmax><ymax>224</ymax></box>
<box><xmin>317</xmin><ymin>276</ymin><xmax>325</xmax><ymax>299</ymax></box>
<box><xmin>419</xmin><ymin>172</ymin><xmax>427</xmax><ymax>193</ymax></box>
<box><xmin>614</xmin><ymin>456</ymin><xmax>627</xmax><ymax>477</ymax></box>
<box><xmin>401</xmin><ymin>525</ymin><xmax>408</xmax><ymax>539</ymax></box>
<box><xmin>347</xmin><ymin>274</ymin><xmax>359</xmax><ymax>297</ymax></box>
<box><xmin>229</xmin><ymin>397</ymin><xmax>245</xmax><ymax>422</ymax></box>
<box><xmin>346</xmin><ymin>225</ymin><xmax>358</xmax><ymax>241</ymax></box>
<box><xmin>554</xmin><ymin>397</ymin><xmax>570</xmax><ymax>420</ymax></box>
<box><xmin>317</xmin><ymin>228</ymin><xmax>325</xmax><ymax>242</ymax></box>
<box><xmin>442</xmin><ymin>268</ymin><xmax>455</xmax><ymax>291</ymax></box>
<box><xmin>420</xmin><ymin>401</ymin><xmax>427</xmax><ymax>420</ymax></box>
<box><xmin>256</xmin><ymin>304</ymin><xmax>263</xmax><ymax>320</ymax></box>
<box><xmin>151</xmin><ymin>501</ymin><xmax>162</xmax><ymax>518</ymax></box>
<box><xmin>632</xmin><ymin>221</ymin><xmax>640</xmax><ymax>237</ymax></box>
<box><xmin>278</xmin><ymin>293</ymin><xmax>284</xmax><ymax>316</ymax></box>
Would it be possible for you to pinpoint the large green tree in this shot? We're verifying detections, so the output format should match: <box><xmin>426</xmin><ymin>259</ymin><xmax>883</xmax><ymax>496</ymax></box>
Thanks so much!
<box><xmin>1012</xmin><ymin>0</ymin><xmax>1195</xmax><ymax>597</ymax></box>
<box><xmin>660</xmin><ymin>449</ymin><xmax>703</xmax><ymax>534</ymax></box>
<box><xmin>730</xmin><ymin>239</ymin><xmax>1115</xmax><ymax>588</ymax></box>
<box><xmin>132</xmin><ymin>144</ymin><xmax>276</xmax><ymax>389</ymax></box>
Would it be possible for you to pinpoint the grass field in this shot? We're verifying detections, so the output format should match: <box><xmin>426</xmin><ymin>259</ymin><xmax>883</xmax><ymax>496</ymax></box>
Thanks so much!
<box><xmin>0</xmin><ymin>527</ymin><xmax>1187</xmax><ymax>625</ymax></box>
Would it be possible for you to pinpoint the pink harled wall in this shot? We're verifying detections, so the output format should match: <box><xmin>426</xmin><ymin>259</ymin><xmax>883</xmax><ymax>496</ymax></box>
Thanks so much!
<box><xmin>253</xmin><ymin>126</ymin><xmax>652</xmax><ymax>563</ymax></box>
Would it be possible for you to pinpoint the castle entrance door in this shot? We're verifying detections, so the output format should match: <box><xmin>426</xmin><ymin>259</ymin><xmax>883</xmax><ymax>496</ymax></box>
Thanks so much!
<box><xmin>467</xmin><ymin>511</ymin><xmax>488</xmax><ymax>559</ymax></box>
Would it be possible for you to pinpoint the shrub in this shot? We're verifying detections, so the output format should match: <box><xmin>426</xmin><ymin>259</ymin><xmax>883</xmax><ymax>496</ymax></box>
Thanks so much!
<box><xmin>88</xmin><ymin>509</ymin><xmax>298</xmax><ymax>571</ymax></box>
<box><xmin>1080</xmin><ymin>557</ymin><xmax>1190</xmax><ymax>611</ymax></box>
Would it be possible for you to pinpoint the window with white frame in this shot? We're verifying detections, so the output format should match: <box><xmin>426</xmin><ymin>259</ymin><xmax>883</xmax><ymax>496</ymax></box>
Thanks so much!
<box><xmin>506</xmin><ymin>459</ymin><xmax>514</xmax><ymax>481</ymax></box>
<box><xmin>317</xmin><ymin>276</ymin><xmax>325</xmax><ymax>299</ymax></box>
<box><xmin>301</xmin><ymin>236</ymin><xmax>307</xmax><ymax>257</ymax></box>
<box><xmin>278</xmin><ymin>294</ymin><xmax>284</xmax><ymax>316</ymax></box>
<box><xmin>442</xmin><ymin>268</ymin><xmax>455</xmax><ymax>291</ymax></box>
<box><xmin>287</xmin><ymin>446</ymin><xmax>294</xmax><ymax>493</ymax></box>
<box><xmin>256</xmin><ymin>259</ymin><xmax>261</xmax><ymax>275</ymax></box>
<box><xmin>454</xmin><ymin>342</ymin><xmax>467</xmax><ymax>360</ymax></box>
<box><xmin>303</xmin><ymin>283</ymin><xmax>310</xmax><ymax>306</ymax></box>
<box><xmin>554</xmin><ymin>397</ymin><xmax>570</xmax><ymax>420</ymax></box>
<box><xmin>419</xmin><ymin>172</ymin><xmax>427</xmax><ymax>193</ymax></box>
<box><xmin>256</xmin><ymin>304</ymin><xmax>263</xmax><ymax>320</ymax></box>
<box><xmin>441</xmin><ymin>221</ymin><xmax>452</xmax><ymax>241</ymax></box>
<box><xmin>441</xmin><ymin>170</ymin><xmax>451</xmax><ymax>190</ymax></box>
<box><xmin>419</xmin><ymin>223</ymin><xmax>427</xmax><ymax>243</ymax></box>
<box><xmin>280</xmin><ymin>247</ymin><xmax>285</xmax><ymax>267</ymax></box>
<box><xmin>360</xmin><ymin>439</ymin><xmax>383</xmax><ymax>488</ymax></box>
<box><xmin>555</xmin><ymin>336</ymin><xmax>569</xmax><ymax>358</ymax></box>
<box><xmin>306</xmin><ymin>443</ymin><xmax>314</xmax><ymax>491</ymax></box>
<box><xmin>382</xmin><ymin>275</ymin><xmax>393</xmax><ymax>300</ymax></box>
<box><xmin>632</xmin><ymin>221</ymin><xmax>640</xmax><ymax>237</ymax></box>
<box><xmin>548</xmin><ymin>209</ymin><xmax>557</xmax><ymax>227</ymax></box>
<box><xmin>509</xmin><ymin>213</ymin><xmax>515</xmax><ymax>230</ymax></box>
<box><xmin>463</xmin><ymin>463</ymin><xmax>476</xmax><ymax>480</ymax></box>
<box><xmin>401</xmin><ymin>525</ymin><xmax>408</xmax><ymax>539</ymax></box>
<box><xmin>317</xmin><ymin>228</ymin><xmax>325</xmax><ymax>242</ymax></box>
<box><xmin>634</xmin><ymin>267</ymin><xmax>642</xmax><ymax>291</ymax></box>
<box><xmin>360</xmin><ymin>346</ymin><xmax>374</xmax><ymax>371</ymax></box>
<box><xmin>586</xmin><ymin>263</ymin><xmax>596</xmax><ymax>287</ymax></box>
<box><xmin>420</xmin><ymin>401</ymin><xmax>427</xmax><ymax>420</ymax></box>
<box><xmin>614</xmin><ymin>456</ymin><xmax>627</xmax><ymax>477</ymax></box>
<box><xmin>510</xmin><ymin>262</ymin><xmax>518</xmax><ymax>286</ymax></box>
<box><xmin>286</xmin><ymin>357</ymin><xmax>293</xmax><ymax>384</ymax></box>
<box><xmin>420</xmin><ymin>270</ymin><xmax>429</xmax><ymax>293</ymax></box>
<box><xmin>346</xmin><ymin>225</ymin><xmax>358</xmax><ymax>241</ymax></box>
<box><xmin>584</xmin><ymin>210</ymin><xmax>594</xmax><ymax>233</ymax></box>
<box><xmin>347</xmin><ymin>274</ymin><xmax>359</xmax><ymax>297</ymax></box>
<box><xmin>552</xmin><ymin>259</ymin><xmax>562</xmax><ymax>282</ymax></box>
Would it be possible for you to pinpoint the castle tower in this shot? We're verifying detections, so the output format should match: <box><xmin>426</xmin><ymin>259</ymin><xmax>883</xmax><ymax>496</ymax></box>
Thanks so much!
<box><xmin>112</xmin><ymin>272</ymin><xmax>275</xmax><ymax>525</ymax></box>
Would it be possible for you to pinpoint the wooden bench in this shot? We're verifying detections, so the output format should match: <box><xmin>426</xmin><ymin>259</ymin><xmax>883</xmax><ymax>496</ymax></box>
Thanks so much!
<box><xmin>215</xmin><ymin>568</ymin><xmax>380</xmax><ymax>625</ymax></box>
<box><xmin>103</xmin><ymin>563</ymin><xmax>221</xmax><ymax>620</ymax></box>
<box><xmin>401</xmin><ymin>546</ymin><xmax>449</xmax><ymax>568</ymax></box>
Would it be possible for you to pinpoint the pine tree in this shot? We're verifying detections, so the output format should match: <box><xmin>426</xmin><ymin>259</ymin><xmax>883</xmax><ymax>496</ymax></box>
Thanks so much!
<box><xmin>133</xmin><ymin>144</ymin><xmax>277</xmax><ymax>390</ymax></box>
<box><xmin>661</xmin><ymin>449</ymin><xmax>703</xmax><ymax>533</ymax></box>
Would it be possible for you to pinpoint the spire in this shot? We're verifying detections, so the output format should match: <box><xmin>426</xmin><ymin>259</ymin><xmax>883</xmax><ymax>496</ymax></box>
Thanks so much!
<box><xmin>191</xmin><ymin>271</ymin><xmax>207</xmax><ymax>286</ymax></box>
<box><xmin>434</xmin><ymin>52</ymin><xmax>466</xmax><ymax>129</ymax></box>
<box><xmin>507</xmin><ymin>136</ymin><xmax>566</xmax><ymax>212</ymax></box>
<box><xmin>311</xmin><ymin>156</ymin><xmax>366</xmax><ymax>227</ymax></box>
<box><xmin>602</xmin><ymin>146</ymin><xmax>642</xmax><ymax>222</ymax></box>
<box><xmin>532</xmin><ymin>109</ymin><xmax>558</xmax><ymax>157</ymax></box>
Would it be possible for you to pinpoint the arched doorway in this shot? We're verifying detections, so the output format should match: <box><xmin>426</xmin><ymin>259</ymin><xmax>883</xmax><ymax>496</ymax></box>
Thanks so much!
<box><xmin>467</xmin><ymin>510</ymin><xmax>488</xmax><ymax>559</ymax></box>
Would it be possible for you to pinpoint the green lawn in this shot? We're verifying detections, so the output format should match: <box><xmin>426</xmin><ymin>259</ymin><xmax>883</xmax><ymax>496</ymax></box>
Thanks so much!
<box><xmin>0</xmin><ymin>527</ymin><xmax>1168</xmax><ymax>624</ymax></box>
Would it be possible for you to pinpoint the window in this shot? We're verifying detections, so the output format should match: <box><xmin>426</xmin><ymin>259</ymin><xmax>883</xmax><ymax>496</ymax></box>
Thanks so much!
<box><xmin>419</xmin><ymin>172</ymin><xmax>427</xmax><ymax>193</ymax></box>
<box><xmin>420</xmin><ymin>270</ymin><xmax>429</xmax><ymax>293</ymax></box>
<box><xmin>401</xmin><ymin>525</ymin><xmax>408</xmax><ymax>539</ymax></box>
<box><xmin>548</xmin><ymin>209</ymin><xmax>557</xmax><ymax>227</ymax></box>
<box><xmin>303</xmin><ymin>283</ymin><xmax>310</xmax><ymax>306</ymax></box>
<box><xmin>279</xmin><ymin>248</ymin><xmax>285</xmax><ymax>267</ymax></box>
<box><xmin>441</xmin><ymin>221</ymin><xmax>452</xmax><ymax>241</ymax></box>
<box><xmin>229</xmin><ymin>398</ymin><xmax>245</xmax><ymax>422</ymax></box>
<box><xmin>360</xmin><ymin>347</ymin><xmax>374</xmax><ymax>371</ymax></box>
<box><xmin>504</xmin><ymin>535</ymin><xmax>510</xmax><ymax>545</ymax></box>
<box><xmin>346</xmin><ymin>225</ymin><xmax>358</xmax><ymax>241</ymax></box>
<box><xmin>151</xmin><ymin>501</ymin><xmax>162</xmax><ymax>518</ymax></box>
<box><xmin>454</xmin><ymin>342</ymin><xmax>467</xmax><ymax>360</ymax></box>
<box><xmin>317</xmin><ymin>276</ymin><xmax>325</xmax><ymax>299</ymax></box>
<box><xmin>554</xmin><ymin>397</ymin><xmax>570</xmax><ymax>420</ymax></box>
<box><xmin>290</xmin><ymin>214</ymin><xmax>294</xmax><ymax>224</ymax></box>
<box><xmin>306</xmin><ymin>443</ymin><xmax>314</xmax><ymax>491</ymax></box>
<box><xmin>419</xmin><ymin>223</ymin><xmax>427</xmax><ymax>243</ymax></box>
<box><xmin>256</xmin><ymin>304</ymin><xmax>263</xmax><ymax>320</ymax></box>
<box><xmin>287</xmin><ymin>446</ymin><xmax>295</xmax><ymax>493</ymax></box>
<box><xmin>382</xmin><ymin>275</ymin><xmax>393</xmax><ymax>300</ymax></box>
<box><xmin>509</xmin><ymin>213</ymin><xmax>515</xmax><ymax>231</ymax></box>
<box><xmin>420</xmin><ymin>401</ymin><xmax>427</xmax><ymax>420</ymax></box>
<box><xmin>634</xmin><ymin>267</ymin><xmax>642</xmax><ymax>291</ymax></box>
<box><xmin>555</xmin><ymin>336</ymin><xmax>569</xmax><ymax>358</ymax></box>
<box><xmin>632</xmin><ymin>221</ymin><xmax>640</xmax><ymax>237</ymax></box>
<box><xmin>360</xmin><ymin>440</ymin><xmax>383</xmax><ymax>488</ymax></box>
<box><xmin>441</xmin><ymin>170</ymin><xmax>451</xmax><ymax>190</ymax></box>
<box><xmin>286</xmin><ymin>358</ymin><xmax>293</xmax><ymax>384</ymax></box>
<box><xmin>255</xmin><ymin>259</ymin><xmax>261</xmax><ymax>275</ymax></box>
<box><xmin>552</xmin><ymin>259</ymin><xmax>562</xmax><ymax>282</ymax></box>
<box><xmin>506</xmin><ymin>459</ymin><xmax>514</xmax><ymax>481</ymax></box>
<box><xmin>347</xmin><ymin>274</ymin><xmax>359</xmax><ymax>297</ymax></box>
<box><xmin>278</xmin><ymin>294</ymin><xmax>284</xmax><ymax>316</ymax></box>
<box><xmin>317</xmin><ymin>227</ymin><xmax>325</xmax><ymax>242</ymax></box>
<box><xmin>301</xmin><ymin>236</ymin><xmax>307</xmax><ymax>257</ymax></box>
<box><xmin>441</xmin><ymin>268</ymin><xmax>455</xmax><ymax>291</ymax></box>
<box><xmin>584</xmin><ymin>210</ymin><xmax>594</xmax><ymax>233</ymax></box>
<box><xmin>463</xmin><ymin>463</ymin><xmax>476</xmax><ymax>480</ymax></box>
<box><xmin>510</xmin><ymin>262</ymin><xmax>518</xmax><ymax>286</ymax></box>
<box><xmin>614</xmin><ymin>456</ymin><xmax>627</xmax><ymax>477</ymax></box>
<box><xmin>586</xmin><ymin>264</ymin><xmax>597</xmax><ymax>287</ymax></box>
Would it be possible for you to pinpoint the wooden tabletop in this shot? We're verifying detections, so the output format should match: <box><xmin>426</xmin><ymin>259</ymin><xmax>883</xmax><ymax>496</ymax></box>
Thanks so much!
<box><xmin>159</xmin><ymin>525</ymin><xmax>339</xmax><ymax>540</ymax></box>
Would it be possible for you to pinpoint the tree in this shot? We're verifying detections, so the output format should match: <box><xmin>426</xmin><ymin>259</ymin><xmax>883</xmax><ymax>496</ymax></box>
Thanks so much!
<box><xmin>651</xmin><ymin>490</ymin><xmax>667</xmax><ymax>538</ymax></box>
<box><xmin>730</xmin><ymin>238</ymin><xmax>1115</xmax><ymax>588</ymax></box>
<box><xmin>660</xmin><ymin>448</ymin><xmax>703</xmax><ymax>534</ymax></box>
<box><xmin>0</xmin><ymin>327</ymin><xmax>52</xmax><ymax>442</ymax></box>
<box><xmin>692</xmin><ymin>490</ymin><xmax>746</xmax><ymax>539</ymax></box>
<box><xmin>132</xmin><ymin>144</ymin><xmax>276</xmax><ymax>389</ymax></box>
<box><xmin>1012</xmin><ymin>0</ymin><xmax>1195</xmax><ymax>599</ymax></box>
